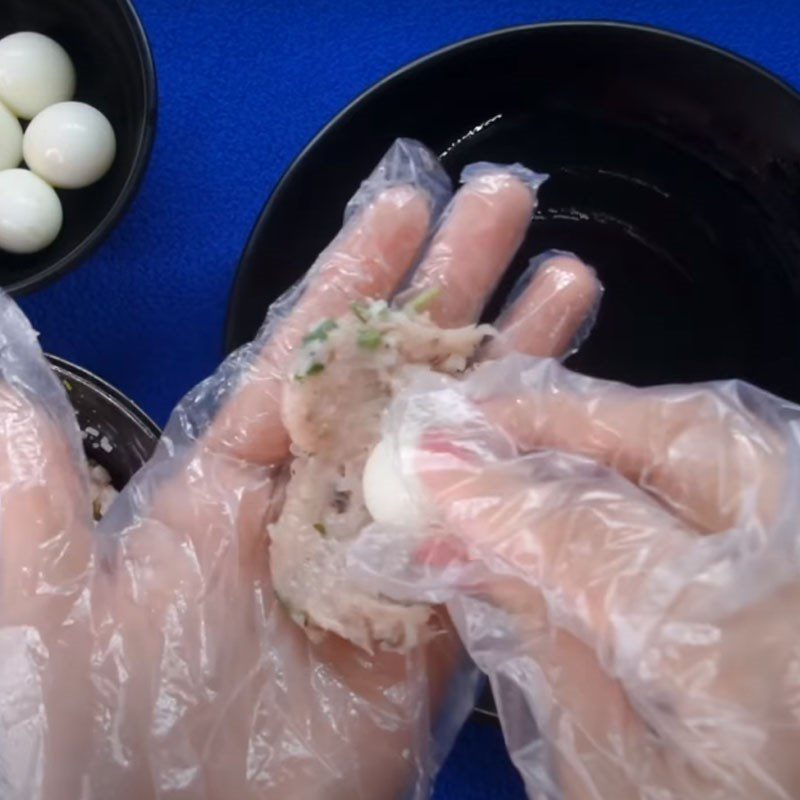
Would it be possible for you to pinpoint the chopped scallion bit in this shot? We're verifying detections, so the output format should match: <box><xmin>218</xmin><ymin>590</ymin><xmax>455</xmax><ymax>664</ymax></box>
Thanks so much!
<box><xmin>63</xmin><ymin>379</ymin><xmax>73</xmax><ymax>391</ymax></box>
<box><xmin>313</xmin><ymin>522</ymin><xmax>327</xmax><ymax>536</ymax></box>
<box><xmin>302</xmin><ymin>318</ymin><xmax>338</xmax><ymax>345</ymax></box>
<box><xmin>351</xmin><ymin>301</ymin><xmax>371</xmax><ymax>323</ymax></box>
<box><xmin>357</xmin><ymin>327</ymin><xmax>383</xmax><ymax>350</ymax></box>
<box><xmin>294</xmin><ymin>362</ymin><xmax>326</xmax><ymax>380</ymax></box>
<box><xmin>404</xmin><ymin>286</ymin><xmax>441</xmax><ymax>314</ymax></box>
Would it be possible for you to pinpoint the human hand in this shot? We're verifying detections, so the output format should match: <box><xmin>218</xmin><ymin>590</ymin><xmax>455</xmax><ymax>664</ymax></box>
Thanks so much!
<box><xmin>0</xmin><ymin>141</ymin><xmax>600</xmax><ymax>799</ymax></box>
<box><xmin>358</xmin><ymin>353</ymin><xmax>800</xmax><ymax>799</ymax></box>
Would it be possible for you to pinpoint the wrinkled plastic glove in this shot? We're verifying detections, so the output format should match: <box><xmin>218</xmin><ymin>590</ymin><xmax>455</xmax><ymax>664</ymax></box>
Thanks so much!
<box><xmin>0</xmin><ymin>140</ymin><xmax>601</xmax><ymax>800</ymax></box>
<box><xmin>352</xmin><ymin>354</ymin><xmax>800</xmax><ymax>799</ymax></box>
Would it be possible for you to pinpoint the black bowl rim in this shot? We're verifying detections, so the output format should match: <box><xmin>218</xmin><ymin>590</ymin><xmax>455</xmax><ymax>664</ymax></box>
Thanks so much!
<box><xmin>7</xmin><ymin>0</ymin><xmax>158</xmax><ymax>296</ymax></box>
<box><xmin>224</xmin><ymin>19</ymin><xmax>800</xmax><ymax>353</ymax></box>
<box><xmin>47</xmin><ymin>353</ymin><xmax>161</xmax><ymax>441</ymax></box>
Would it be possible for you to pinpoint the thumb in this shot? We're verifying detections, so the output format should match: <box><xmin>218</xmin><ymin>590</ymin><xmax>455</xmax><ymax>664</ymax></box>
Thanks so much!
<box><xmin>414</xmin><ymin>433</ymin><xmax>699</xmax><ymax>662</ymax></box>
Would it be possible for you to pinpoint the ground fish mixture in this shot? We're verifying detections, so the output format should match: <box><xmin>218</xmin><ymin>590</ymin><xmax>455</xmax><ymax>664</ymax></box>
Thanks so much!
<box><xmin>89</xmin><ymin>460</ymin><xmax>117</xmax><ymax>520</ymax></box>
<box><xmin>269</xmin><ymin>294</ymin><xmax>493</xmax><ymax>651</ymax></box>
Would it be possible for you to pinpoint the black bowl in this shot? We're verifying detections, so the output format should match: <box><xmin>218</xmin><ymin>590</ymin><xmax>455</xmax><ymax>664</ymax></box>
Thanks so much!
<box><xmin>0</xmin><ymin>0</ymin><xmax>156</xmax><ymax>294</ymax></box>
<box><xmin>48</xmin><ymin>355</ymin><xmax>159</xmax><ymax>491</ymax></box>
<box><xmin>225</xmin><ymin>21</ymin><xmax>800</xmax><ymax>405</ymax></box>
<box><xmin>225</xmin><ymin>22</ymin><xmax>800</xmax><ymax>721</ymax></box>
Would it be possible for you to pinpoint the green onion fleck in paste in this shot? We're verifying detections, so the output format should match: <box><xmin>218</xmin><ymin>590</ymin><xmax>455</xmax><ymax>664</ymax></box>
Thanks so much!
<box><xmin>313</xmin><ymin>522</ymin><xmax>327</xmax><ymax>536</ymax></box>
<box><xmin>405</xmin><ymin>286</ymin><xmax>441</xmax><ymax>314</ymax></box>
<box><xmin>357</xmin><ymin>327</ymin><xmax>383</xmax><ymax>350</ymax></box>
<box><xmin>294</xmin><ymin>362</ymin><xmax>326</xmax><ymax>380</ymax></box>
<box><xmin>303</xmin><ymin>319</ymin><xmax>338</xmax><ymax>345</ymax></box>
<box><xmin>351</xmin><ymin>301</ymin><xmax>371</xmax><ymax>323</ymax></box>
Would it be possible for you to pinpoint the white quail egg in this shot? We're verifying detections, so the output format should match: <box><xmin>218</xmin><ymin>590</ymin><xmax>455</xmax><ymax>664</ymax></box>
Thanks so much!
<box><xmin>0</xmin><ymin>32</ymin><xmax>76</xmax><ymax>120</ymax></box>
<box><xmin>0</xmin><ymin>168</ymin><xmax>63</xmax><ymax>254</ymax></box>
<box><xmin>24</xmin><ymin>101</ymin><xmax>116</xmax><ymax>189</ymax></box>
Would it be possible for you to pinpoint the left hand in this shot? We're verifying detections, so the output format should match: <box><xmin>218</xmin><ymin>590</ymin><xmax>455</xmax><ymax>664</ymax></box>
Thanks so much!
<box><xmin>0</xmin><ymin>141</ymin><xmax>599</xmax><ymax>799</ymax></box>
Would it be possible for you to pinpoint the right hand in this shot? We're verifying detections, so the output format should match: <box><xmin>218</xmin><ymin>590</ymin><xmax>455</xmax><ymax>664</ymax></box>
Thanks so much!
<box><xmin>378</xmin><ymin>352</ymin><xmax>800</xmax><ymax>799</ymax></box>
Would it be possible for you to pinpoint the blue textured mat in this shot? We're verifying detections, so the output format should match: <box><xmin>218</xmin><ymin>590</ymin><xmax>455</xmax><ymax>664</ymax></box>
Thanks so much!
<box><xmin>17</xmin><ymin>1</ymin><xmax>800</xmax><ymax>796</ymax></box>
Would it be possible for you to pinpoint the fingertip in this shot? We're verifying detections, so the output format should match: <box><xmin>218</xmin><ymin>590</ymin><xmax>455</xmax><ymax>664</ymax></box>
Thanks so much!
<box><xmin>533</xmin><ymin>253</ymin><xmax>603</xmax><ymax>334</ymax></box>
<box><xmin>460</xmin><ymin>170</ymin><xmax>537</xmax><ymax>230</ymax></box>
<box><xmin>351</xmin><ymin>184</ymin><xmax>433</xmax><ymax>275</ymax></box>
<box><xmin>459</xmin><ymin>161</ymin><xmax>547</xmax><ymax>202</ymax></box>
<box><xmin>413</xmin><ymin>433</ymin><xmax>480</xmax><ymax>505</ymax></box>
<box><xmin>367</xmin><ymin>137</ymin><xmax>452</xmax><ymax>214</ymax></box>
<box><xmin>537</xmin><ymin>253</ymin><xmax>602</xmax><ymax>302</ymax></box>
<box><xmin>373</xmin><ymin>183</ymin><xmax>432</xmax><ymax>220</ymax></box>
<box><xmin>390</xmin><ymin>184</ymin><xmax>434</xmax><ymax>241</ymax></box>
<box><xmin>488</xmin><ymin>251</ymin><xmax>603</xmax><ymax>359</ymax></box>
<box><xmin>413</xmin><ymin>432</ymin><xmax>517</xmax><ymax>532</ymax></box>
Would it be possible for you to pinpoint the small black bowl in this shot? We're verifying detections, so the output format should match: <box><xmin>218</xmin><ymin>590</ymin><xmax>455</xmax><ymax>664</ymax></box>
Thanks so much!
<box><xmin>225</xmin><ymin>21</ymin><xmax>800</xmax><ymax>405</ymax></box>
<box><xmin>0</xmin><ymin>0</ymin><xmax>156</xmax><ymax>294</ymax></box>
<box><xmin>48</xmin><ymin>355</ymin><xmax>159</xmax><ymax>491</ymax></box>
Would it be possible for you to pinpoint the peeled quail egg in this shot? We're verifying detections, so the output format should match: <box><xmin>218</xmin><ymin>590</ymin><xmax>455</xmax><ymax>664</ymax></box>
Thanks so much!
<box><xmin>24</xmin><ymin>102</ymin><xmax>116</xmax><ymax>189</ymax></box>
<box><xmin>0</xmin><ymin>100</ymin><xmax>22</xmax><ymax>170</ymax></box>
<box><xmin>0</xmin><ymin>169</ymin><xmax>63</xmax><ymax>254</ymax></box>
<box><xmin>0</xmin><ymin>32</ymin><xmax>76</xmax><ymax>120</ymax></box>
<box><xmin>363</xmin><ymin>438</ymin><xmax>426</xmax><ymax>528</ymax></box>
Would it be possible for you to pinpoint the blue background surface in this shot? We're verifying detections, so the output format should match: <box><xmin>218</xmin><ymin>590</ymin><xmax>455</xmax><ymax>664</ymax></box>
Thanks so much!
<box><xmin>16</xmin><ymin>1</ymin><xmax>800</xmax><ymax>796</ymax></box>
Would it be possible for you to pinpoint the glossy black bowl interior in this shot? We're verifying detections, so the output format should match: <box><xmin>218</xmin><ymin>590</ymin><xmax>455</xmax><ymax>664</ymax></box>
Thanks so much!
<box><xmin>0</xmin><ymin>0</ymin><xmax>156</xmax><ymax>294</ymax></box>
<box><xmin>48</xmin><ymin>355</ymin><xmax>159</xmax><ymax>490</ymax></box>
<box><xmin>226</xmin><ymin>22</ymin><xmax>800</xmax><ymax>404</ymax></box>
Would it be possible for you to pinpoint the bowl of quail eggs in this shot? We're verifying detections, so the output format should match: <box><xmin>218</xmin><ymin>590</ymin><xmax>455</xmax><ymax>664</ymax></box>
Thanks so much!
<box><xmin>0</xmin><ymin>0</ymin><xmax>156</xmax><ymax>293</ymax></box>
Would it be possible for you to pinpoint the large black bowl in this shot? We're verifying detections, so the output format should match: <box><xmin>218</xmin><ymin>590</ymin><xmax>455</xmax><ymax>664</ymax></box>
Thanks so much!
<box><xmin>0</xmin><ymin>0</ymin><xmax>156</xmax><ymax>294</ymax></box>
<box><xmin>225</xmin><ymin>21</ymin><xmax>800</xmax><ymax>404</ymax></box>
<box><xmin>225</xmin><ymin>22</ymin><xmax>800</xmax><ymax>720</ymax></box>
<box><xmin>48</xmin><ymin>355</ymin><xmax>159</xmax><ymax>491</ymax></box>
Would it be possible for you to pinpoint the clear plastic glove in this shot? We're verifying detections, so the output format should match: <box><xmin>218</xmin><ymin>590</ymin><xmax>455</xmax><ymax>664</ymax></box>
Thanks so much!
<box><xmin>0</xmin><ymin>140</ymin><xmax>601</xmax><ymax>799</ymax></box>
<box><xmin>352</xmin><ymin>354</ymin><xmax>800</xmax><ymax>799</ymax></box>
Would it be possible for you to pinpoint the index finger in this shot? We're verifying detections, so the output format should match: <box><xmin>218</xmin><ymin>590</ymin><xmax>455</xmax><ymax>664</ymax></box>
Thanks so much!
<box><xmin>207</xmin><ymin>141</ymin><xmax>447</xmax><ymax>464</ymax></box>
